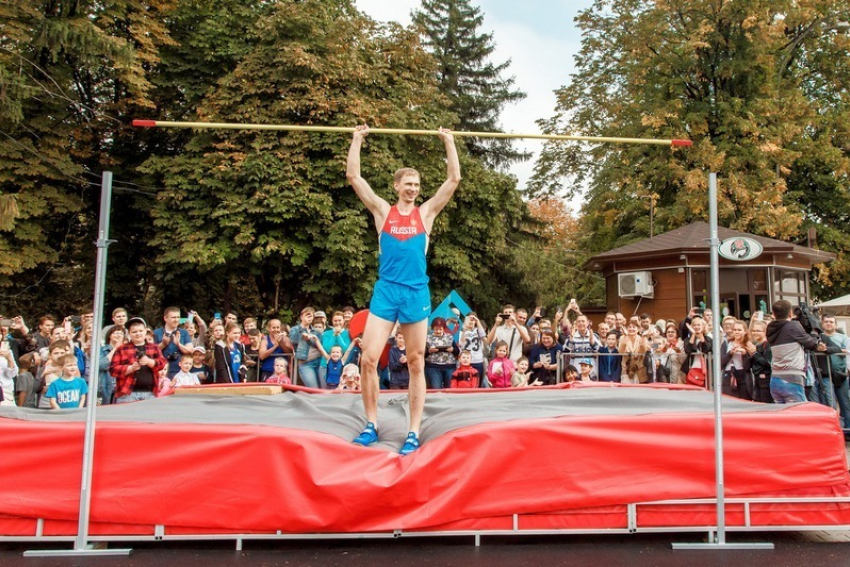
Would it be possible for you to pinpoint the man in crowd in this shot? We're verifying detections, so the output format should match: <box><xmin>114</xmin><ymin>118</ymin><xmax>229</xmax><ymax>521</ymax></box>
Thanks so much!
<box><xmin>766</xmin><ymin>300</ymin><xmax>826</xmax><ymax>403</ymax></box>
<box><xmin>819</xmin><ymin>315</ymin><xmax>850</xmax><ymax>426</ymax></box>
<box><xmin>487</xmin><ymin>304</ymin><xmax>531</xmax><ymax>362</ymax></box>
<box><xmin>154</xmin><ymin>307</ymin><xmax>194</xmax><ymax>378</ymax></box>
<box><xmin>567</xmin><ymin>313</ymin><xmax>600</xmax><ymax>371</ymax></box>
<box><xmin>33</xmin><ymin>315</ymin><xmax>55</xmax><ymax>350</ymax></box>
<box><xmin>102</xmin><ymin>307</ymin><xmax>128</xmax><ymax>339</ymax></box>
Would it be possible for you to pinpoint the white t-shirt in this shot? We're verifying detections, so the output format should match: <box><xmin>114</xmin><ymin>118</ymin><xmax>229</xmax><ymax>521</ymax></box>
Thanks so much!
<box><xmin>0</xmin><ymin>356</ymin><xmax>17</xmax><ymax>405</ymax></box>
<box><xmin>172</xmin><ymin>371</ymin><xmax>201</xmax><ymax>387</ymax></box>
<box><xmin>459</xmin><ymin>328</ymin><xmax>486</xmax><ymax>364</ymax></box>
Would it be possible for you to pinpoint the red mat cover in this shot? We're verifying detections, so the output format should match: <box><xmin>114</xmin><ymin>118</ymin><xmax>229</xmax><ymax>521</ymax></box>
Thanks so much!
<box><xmin>0</xmin><ymin>386</ymin><xmax>848</xmax><ymax>534</ymax></box>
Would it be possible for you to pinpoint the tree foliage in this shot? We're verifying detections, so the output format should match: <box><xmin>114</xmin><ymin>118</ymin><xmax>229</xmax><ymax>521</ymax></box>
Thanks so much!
<box><xmin>142</xmin><ymin>0</ymin><xmax>530</xmax><ymax>319</ymax></box>
<box><xmin>412</xmin><ymin>0</ymin><xmax>528</xmax><ymax>168</ymax></box>
<box><xmin>512</xmin><ymin>198</ymin><xmax>603</xmax><ymax>310</ymax></box>
<box><xmin>531</xmin><ymin>0</ymin><xmax>850</xmax><ymax>297</ymax></box>
<box><xmin>0</xmin><ymin>0</ymin><xmax>175</xmax><ymax>315</ymax></box>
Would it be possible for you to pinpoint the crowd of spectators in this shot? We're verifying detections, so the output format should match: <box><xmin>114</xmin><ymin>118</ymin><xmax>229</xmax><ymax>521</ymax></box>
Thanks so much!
<box><xmin>0</xmin><ymin>299</ymin><xmax>846</xmax><ymax>421</ymax></box>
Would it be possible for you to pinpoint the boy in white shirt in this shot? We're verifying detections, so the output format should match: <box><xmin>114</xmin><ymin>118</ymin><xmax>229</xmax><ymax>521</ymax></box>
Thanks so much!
<box><xmin>170</xmin><ymin>354</ymin><xmax>201</xmax><ymax>388</ymax></box>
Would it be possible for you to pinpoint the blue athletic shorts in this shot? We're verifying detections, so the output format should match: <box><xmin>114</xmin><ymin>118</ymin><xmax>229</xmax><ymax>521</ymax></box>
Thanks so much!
<box><xmin>369</xmin><ymin>279</ymin><xmax>431</xmax><ymax>324</ymax></box>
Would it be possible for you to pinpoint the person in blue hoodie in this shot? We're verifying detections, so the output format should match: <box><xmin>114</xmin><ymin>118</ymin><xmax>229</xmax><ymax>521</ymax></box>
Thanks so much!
<box><xmin>597</xmin><ymin>331</ymin><xmax>622</xmax><ymax>383</ymax></box>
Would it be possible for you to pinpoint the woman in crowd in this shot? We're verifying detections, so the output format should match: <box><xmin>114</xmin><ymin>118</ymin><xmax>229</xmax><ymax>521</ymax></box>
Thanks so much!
<box><xmin>655</xmin><ymin>324</ymin><xmax>685</xmax><ymax>384</ymax></box>
<box><xmin>683</xmin><ymin>316</ymin><xmax>712</xmax><ymax>387</ymax></box>
<box><xmin>424</xmin><ymin>317</ymin><xmax>458</xmax><ymax>389</ymax></box>
<box><xmin>749</xmin><ymin>319</ymin><xmax>773</xmax><ymax>403</ymax></box>
<box><xmin>289</xmin><ymin>307</ymin><xmax>323</xmax><ymax>388</ymax></box>
<box><xmin>214</xmin><ymin>322</ymin><xmax>247</xmax><ymax>383</ymax></box>
<box><xmin>529</xmin><ymin>330</ymin><xmax>561</xmax><ymax>385</ymax></box>
<box><xmin>720</xmin><ymin>320</ymin><xmax>754</xmax><ymax>399</ymax></box>
<box><xmin>98</xmin><ymin>326</ymin><xmax>126</xmax><ymax>404</ymax></box>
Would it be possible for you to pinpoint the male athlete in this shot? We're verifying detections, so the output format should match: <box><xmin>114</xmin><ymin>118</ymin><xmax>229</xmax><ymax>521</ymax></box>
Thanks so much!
<box><xmin>346</xmin><ymin>124</ymin><xmax>461</xmax><ymax>455</ymax></box>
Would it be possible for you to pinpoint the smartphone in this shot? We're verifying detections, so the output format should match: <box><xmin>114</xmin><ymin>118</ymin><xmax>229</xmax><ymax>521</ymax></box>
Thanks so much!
<box><xmin>0</xmin><ymin>318</ymin><xmax>12</xmax><ymax>327</ymax></box>
<box><xmin>214</xmin><ymin>312</ymin><xmax>221</xmax><ymax>320</ymax></box>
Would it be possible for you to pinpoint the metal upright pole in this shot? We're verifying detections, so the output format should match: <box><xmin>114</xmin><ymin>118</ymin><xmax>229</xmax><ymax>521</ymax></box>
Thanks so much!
<box><xmin>707</xmin><ymin>172</ymin><xmax>726</xmax><ymax>544</ymax></box>
<box><xmin>25</xmin><ymin>172</ymin><xmax>131</xmax><ymax>557</ymax></box>
<box><xmin>673</xmin><ymin>173</ymin><xmax>773</xmax><ymax>550</ymax></box>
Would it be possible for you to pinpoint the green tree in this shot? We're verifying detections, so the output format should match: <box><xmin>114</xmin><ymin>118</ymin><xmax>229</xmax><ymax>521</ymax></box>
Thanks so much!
<box><xmin>0</xmin><ymin>0</ymin><xmax>175</xmax><ymax>316</ymax></box>
<box><xmin>530</xmin><ymin>0</ymin><xmax>850</xmax><ymax>297</ymax></box>
<box><xmin>412</xmin><ymin>0</ymin><xmax>528</xmax><ymax>168</ymax></box>
<box><xmin>143</xmin><ymin>0</ymin><xmax>530</xmax><ymax>318</ymax></box>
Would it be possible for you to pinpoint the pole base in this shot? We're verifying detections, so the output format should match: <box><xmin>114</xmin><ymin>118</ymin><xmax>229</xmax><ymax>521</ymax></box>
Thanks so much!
<box><xmin>24</xmin><ymin>547</ymin><xmax>132</xmax><ymax>557</ymax></box>
<box><xmin>672</xmin><ymin>542</ymin><xmax>774</xmax><ymax>550</ymax></box>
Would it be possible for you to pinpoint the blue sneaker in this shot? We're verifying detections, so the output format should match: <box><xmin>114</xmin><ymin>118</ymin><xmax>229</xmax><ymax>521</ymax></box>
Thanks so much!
<box><xmin>352</xmin><ymin>422</ymin><xmax>378</xmax><ymax>447</ymax></box>
<box><xmin>399</xmin><ymin>432</ymin><xmax>420</xmax><ymax>456</ymax></box>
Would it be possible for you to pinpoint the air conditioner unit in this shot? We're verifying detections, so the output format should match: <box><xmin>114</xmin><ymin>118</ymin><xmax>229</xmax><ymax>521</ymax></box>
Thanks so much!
<box><xmin>618</xmin><ymin>271</ymin><xmax>654</xmax><ymax>298</ymax></box>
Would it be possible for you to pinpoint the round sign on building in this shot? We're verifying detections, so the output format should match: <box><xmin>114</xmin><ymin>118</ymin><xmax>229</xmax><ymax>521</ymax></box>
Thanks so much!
<box><xmin>719</xmin><ymin>237</ymin><xmax>763</xmax><ymax>261</ymax></box>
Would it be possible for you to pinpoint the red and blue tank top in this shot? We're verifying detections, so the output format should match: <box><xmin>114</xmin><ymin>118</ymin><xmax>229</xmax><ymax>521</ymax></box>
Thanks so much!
<box><xmin>379</xmin><ymin>205</ymin><xmax>429</xmax><ymax>286</ymax></box>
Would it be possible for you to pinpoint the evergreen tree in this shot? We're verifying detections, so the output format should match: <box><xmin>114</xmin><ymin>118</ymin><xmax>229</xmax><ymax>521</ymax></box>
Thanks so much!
<box><xmin>412</xmin><ymin>0</ymin><xmax>528</xmax><ymax>168</ymax></box>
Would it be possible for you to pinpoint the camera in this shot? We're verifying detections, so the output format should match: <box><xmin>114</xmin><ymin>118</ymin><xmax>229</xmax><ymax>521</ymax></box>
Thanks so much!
<box><xmin>69</xmin><ymin>315</ymin><xmax>82</xmax><ymax>325</ymax></box>
<box><xmin>0</xmin><ymin>318</ymin><xmax>12</xmax><ymax>328</ymax></box>
<box><xmin>794</xmin><ymin>302</ymin><xmax>822</xmax><ymax>335</ymax></box>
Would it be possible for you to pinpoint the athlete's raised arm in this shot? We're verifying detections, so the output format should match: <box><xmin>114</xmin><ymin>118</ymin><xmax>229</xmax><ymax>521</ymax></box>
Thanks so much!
<box><xmin>346</xmin><ymin>125</ymin><xmax>389</xmax><ymax>222</ymax></box>
<box><xmin>420</xmin><ymin>127</ymin><xmax>461</xmax><ymax>224</ymax></box>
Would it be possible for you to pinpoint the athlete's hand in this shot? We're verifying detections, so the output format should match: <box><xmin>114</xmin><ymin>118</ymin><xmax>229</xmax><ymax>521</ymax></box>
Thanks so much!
<box><xmin>353</xmin><ymin>124</ymin><xmax>369</xmax><ymax>140</ymax></box>
<box><xmin>437</xmin><ymin>127</ymin><xmax>454</xmax><ymax>144</ymax></box>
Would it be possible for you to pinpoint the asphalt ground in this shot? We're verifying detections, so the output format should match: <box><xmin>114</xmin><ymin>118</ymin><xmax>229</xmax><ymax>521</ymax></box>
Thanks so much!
<box><xmin>2</xmin><ymin>531</ymin><xmax>850</xmax><ymax>567</ymax></box>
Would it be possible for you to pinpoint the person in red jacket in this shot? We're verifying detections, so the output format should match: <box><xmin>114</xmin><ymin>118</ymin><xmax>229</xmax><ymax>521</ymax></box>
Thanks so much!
<box><xmin>451</xmin><ymin>350</ymin><xmax>479</xmax><ymax>388</ymax></box>
<box><xmin>110</xmin><ymin>317</ymin><xmax>167</xmax><ymax>403</ymax></box>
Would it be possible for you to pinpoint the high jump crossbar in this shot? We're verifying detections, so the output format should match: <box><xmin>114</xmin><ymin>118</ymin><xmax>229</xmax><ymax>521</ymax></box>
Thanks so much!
<box><xmin>132</xmin><ymin>120</ymin><xmax>693</xmax><ymax>147</ymax></box>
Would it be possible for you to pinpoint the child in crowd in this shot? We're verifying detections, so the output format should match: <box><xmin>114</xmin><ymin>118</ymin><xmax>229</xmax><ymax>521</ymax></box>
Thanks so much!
<box><xmin>578</xmin><ymin>359</ymin><xmax>596</xmax><ymax>381</ymax></box>
<box><xmin>44</xmin><ymin>354</ymin><xmax>88</xmax><ymax>409</ymax></box>
<box><xmin>451</xmin><ymin>350</ymin><xmax>479</xmax><ymax>388</ymax></box>
<box><xmin>487</xmin><ymin>341</ymin><xmax>515</xmax><ymax>388</ymax></box>
<box><xmin>244</xmin><ymin>329</ymin><xmax>262</xmax><ymax>382</ymax></box>
<box><xmin>315</xmin><ymin>339</ymin><xmax>358</xmax><ymax>390</ymax></box>
<box><xmin>264</xmin><ymin>357</ymin><xmax>292</xmax><ymax>385</ymax></box>
<box><xmin>337</xmin><ymin>364</ymin><xmax>361</xmax><ymax>391</ymax></box>
<box><xmin>388</xmin><ymin>331</ymin><xmax>410</xmax><ymax>390</ymax></box>
<box><xmin>14</xmin><ymin>352</ymin><xmax>39</xmax><ymax>408</ymax></box>
<box><xmin>170</xmin><ymin>354</ymin><xmax>201</xmax><ymax>388</ymax></box>
<box><xmin>190</xmin><ymin>346</ymin><xmax>212</xmax><ymax>384</ymax></box>
<box><xmin>564</xmin><ymin>364</ymin><xmax>579</xmax><ymax>382</ymax></box>
<box><xmin>37</xmin><ymin>340</ymin><xmax>71</xmax><ymax>409</ymax></box>
<box><xmin>459</xmin><ymin>313</ymin><xmax>487</xmax><ymax>386</ymax></box>
<box><xmin>511</xmin><ymin>356</ymin><xmax>538</xmax><ymax>387</ymax></box>
<box><xmin>597</xmin><ymin>331</ymin><xmax>622</xmax><ymax>383</ymax></box>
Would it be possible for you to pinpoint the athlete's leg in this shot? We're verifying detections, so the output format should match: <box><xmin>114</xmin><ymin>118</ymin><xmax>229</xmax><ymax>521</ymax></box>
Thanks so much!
<box><xmin>359</xmin><ymin>313</ymin><xmax>396</xmax><ymax>425</ymax></box>
<box><xmin>400</xmin><ymin>319</ymin><xmax>428</xmax><ymax>434</ymax></box>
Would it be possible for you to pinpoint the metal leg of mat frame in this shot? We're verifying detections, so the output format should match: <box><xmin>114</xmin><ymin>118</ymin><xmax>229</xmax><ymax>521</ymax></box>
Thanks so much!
<box><xmin>673</xmin><ymin>539</ymin><xmax>774</xmax><ymax>550</ymax></box>
<box><xmin>24</xmin><ymin>544</ymin><xmax>133</xmax><ymax>557</ymax></box>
